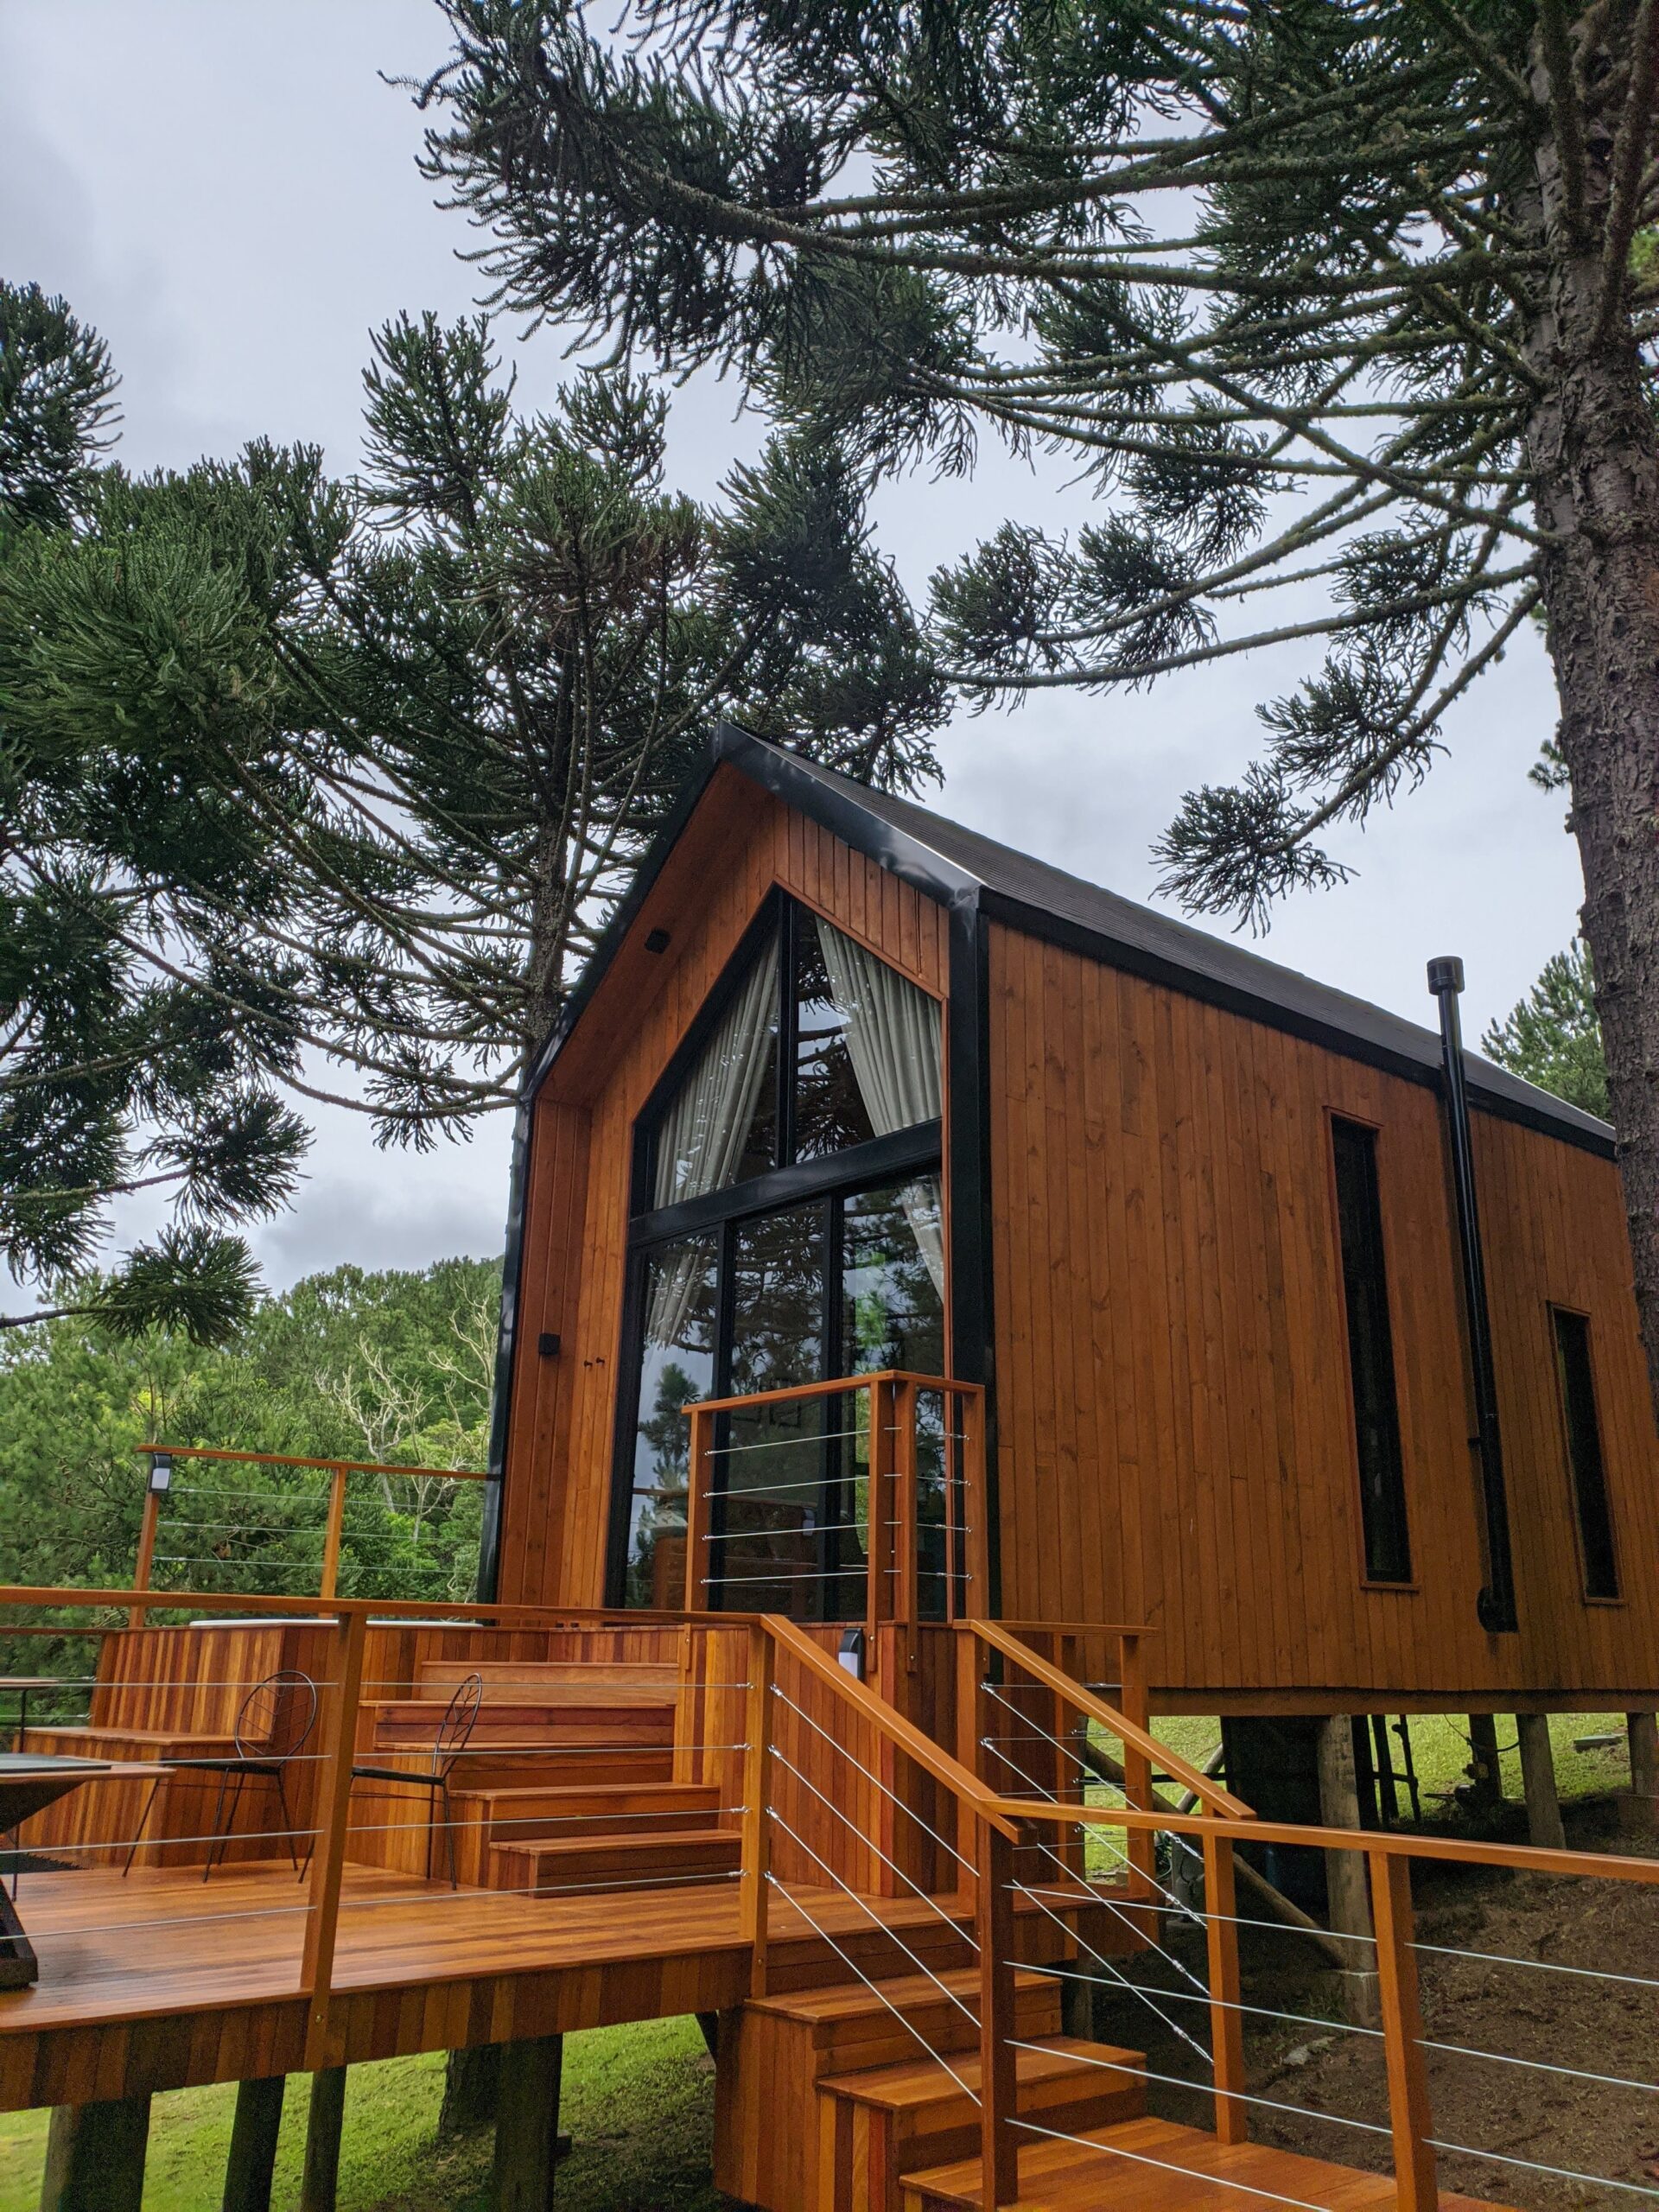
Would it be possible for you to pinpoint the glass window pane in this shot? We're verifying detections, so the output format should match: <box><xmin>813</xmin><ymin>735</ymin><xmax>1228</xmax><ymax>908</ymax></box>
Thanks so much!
<box><xmin>793</xmin><ymin>915</ymin><xmax>876</xmax><ymax>1161</ymax></box>
<box><xmin>714</xmin><ymin>1204</ymin><xmax>827</xmax><ymax>1615</ymax></box>
<box><xmin>1552</xmin><ymin>1307</ymin><xmax>1619</xmax><ymax>1599</ymax></box>
<box><xmin>1331</xmin><ymin>1119</ymin><xmax>1412</xmax><ymax>1585</ymax></box>
<box><xmin>842</xmin><ymin>1179</ymin><xmax>949</xmax><ymax>1617</ymax></box>
<box><xmin>625</xmin><ymin>1232</ymin><xmax>719</xmax><ymax>1608</ymax></box>
<box><xmin>652</xmin><ymin>931</ymin><xmax>780</xmax><ymax>1209</ymax></box>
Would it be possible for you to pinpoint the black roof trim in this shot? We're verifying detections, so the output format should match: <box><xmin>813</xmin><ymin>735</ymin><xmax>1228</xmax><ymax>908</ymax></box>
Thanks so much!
<box><xmin>524</xmin><ymin>722</ymin><xmax>1615</xmax><ymax>1163</ymax></box>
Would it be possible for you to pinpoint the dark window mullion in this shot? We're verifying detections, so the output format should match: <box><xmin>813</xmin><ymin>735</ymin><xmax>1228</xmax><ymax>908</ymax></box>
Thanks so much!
<box><xmin>778</xmin><ymin>899</ymin><xmax>798</xmax><ymax>1168</ymax></box>
<box><xmin>819</xmin><ymin>1192</ymin><xmax>843</xmax><ymax>1620</ymax></box>
<box><xmin>706</xmin><ymin>1216</ymin><xmax>739</xmax><ymax>1611</ymax></box>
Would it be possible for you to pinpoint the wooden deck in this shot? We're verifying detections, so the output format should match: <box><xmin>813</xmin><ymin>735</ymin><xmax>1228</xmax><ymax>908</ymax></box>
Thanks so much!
<box><xmin>0</xmin><ymin>1857</ymin><xmax>1107</xmax><ymax>2112</ymax></box>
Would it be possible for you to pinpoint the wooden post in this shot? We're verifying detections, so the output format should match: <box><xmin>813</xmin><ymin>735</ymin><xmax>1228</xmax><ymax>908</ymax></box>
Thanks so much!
<box><xmin>494</xmin><ymin>2034</ymin><xmax>565</xmax><ymax>2212</ymax></box>
<box><xmin>893</xmin><ymin>1379</ymin><xmax>919</xmax><ymax>1644</ymax></box>
<box><xmin>222</xmin><ymin>2074</ymin><xmax>285</xmax><ymax>2212</ymax></box>
<box><xmin>1117</xmin><ymin>1634</ymin><xmax>1156</xmax><ymax>1899</ymax></box>
<box><xmin>1201</xmin><ymin>1834</ymin><xmax>1249</xmax><ymax>2145</ymax></box>
<box><xmin>741</xmin><ymin>1623</ymin><xmax>773</xmax><ymax>1997</ymax></box>
<box><xmin>959</xmin><ymin>1388</ymin><xmax>988</xmax><ymax>1609</ymax></box>
<box><xmin>40</xmin><ymin>2094</ymin><xmax>151</xmax><ymax>2212</ymax></box>
<box><xmin>866</xmin><ymin>1381</ymin><xmax>895</xmax><ymax>1665</ymax></box>
<box><xmin>1316</xmin><ymin>1714</ymin><xmax>1379</xmax><ymax>2023</ymax></box>
<box><xmin>1465</xmin><ymin>1712</ymin><xmax>1503</xmax><ymax>1808</ymax></box>
<box><xmin>1625</xmin><ymin>1711</ymin><xmax>1659</xmax><ymax>1838</ymax></box>
<box><xmin>683</xmin><ymin>1405</ymin><xmax>714</xmax><ymax>1612</ymax></box>
<box><xmin>319</xmin><ymin>1467</ymin><xmax>348</xmax><ymax>1601</ymax></box>
<box><xmin>1516</xmin><ymin>1713</ymin><xmax>1566</xmax><ymax>1850</ymax></box>
<box><xmin>954</xmin><ymin>1628</ymin><xmax>982</xmax><ymax>1893</ymax></box>
<box><xmin>976</xmin><ymin>1817</ymin><xmax>1020</xmax><ymax>2209</ymax></box>
<box><xmin>298</xmin><ymin>2066</ymin><xmax>346</xmax><ymax>2212</ymax></box>
<box><xmin>129</xmin><ymin>1484</ymin><xmax>162</xmax><ymax>1629</ymax></box>
<box><xmin>301</xmin><ymin>1610</ymin><xmax>368</xmax><ymax>2069</ymax></box>
<box><xmin>1368</xmin><ymin>1849</ymin><xmax>1437</xmax><ymax>2212</ymax></box>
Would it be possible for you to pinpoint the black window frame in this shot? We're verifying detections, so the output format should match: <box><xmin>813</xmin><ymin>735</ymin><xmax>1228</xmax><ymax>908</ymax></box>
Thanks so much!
<box><xmin>1549</xmin><ymin>1304</ymin><xmax>1620</xmax><ymax>1602</ymax></box>
<box><xmin>1329</xmin><ymin>1113</ymin><xmax>1413</xmax><ymax>1586</ymax></box>
<box><xmin>608</xmin><ymin>891</ymin><xmax>945</xmax><ymax>1608</ymax></box>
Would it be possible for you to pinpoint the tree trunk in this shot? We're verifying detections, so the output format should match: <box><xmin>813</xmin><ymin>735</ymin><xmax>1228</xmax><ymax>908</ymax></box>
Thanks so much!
<box><xmin>1522</xmin><ymin>35</ymin><xmax>1659</xmax><ymax>1419</ymax></box>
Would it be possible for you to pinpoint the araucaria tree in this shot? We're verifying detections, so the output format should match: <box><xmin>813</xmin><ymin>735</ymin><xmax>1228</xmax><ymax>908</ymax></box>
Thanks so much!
<box><xmin>422</xmin><ymin>2</ymin><xmax>1659</xmax><ymax>1402</ymax></box>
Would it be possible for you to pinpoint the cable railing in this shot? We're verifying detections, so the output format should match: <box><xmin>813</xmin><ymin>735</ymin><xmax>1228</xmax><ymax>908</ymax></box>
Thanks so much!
<box><xmin>129</xmin><ymin>1441</ymin><xmax>489</xmax><ymax>1618</ymax></box>
<box><xmin>681</xmin><ymin>1370</ymin><xmax>987</xmax><ymax>1637</ymax></box>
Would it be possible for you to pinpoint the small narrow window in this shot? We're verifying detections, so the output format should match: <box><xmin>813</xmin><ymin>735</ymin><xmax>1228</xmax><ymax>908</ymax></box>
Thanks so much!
<box><xmin>1331</xmin><ymin>1117</ymin><xmax>1411</xmax><ymax>1583</ymax></box>
<box><xmin>1551</xmin><ymin>1308</ymin><xmax>1619</xmax><ymax>1599</ymax></box>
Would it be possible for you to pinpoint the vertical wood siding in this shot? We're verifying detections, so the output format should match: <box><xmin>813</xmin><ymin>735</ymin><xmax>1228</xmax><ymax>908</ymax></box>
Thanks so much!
<box><xmin>498</xmin><ymin>770</ymin><xmax>950</xmax><ymax>1608</ymax></box>
<box><xmin>986</xmin><ymin>920</ymin><xmax>1659</xmax><ymax>1703</ymax></box>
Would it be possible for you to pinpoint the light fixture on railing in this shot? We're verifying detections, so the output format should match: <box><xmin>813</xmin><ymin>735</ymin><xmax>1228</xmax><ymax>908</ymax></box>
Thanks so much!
<box><xmin>148</xmin><ymin>1454</ymin><xmax>173</xmax><ymax>1495</ymax></box>
<box><xmin>837</xmin><ymin>1627</ymin><xmax>864</xmax><ymax>1680</ymax></box>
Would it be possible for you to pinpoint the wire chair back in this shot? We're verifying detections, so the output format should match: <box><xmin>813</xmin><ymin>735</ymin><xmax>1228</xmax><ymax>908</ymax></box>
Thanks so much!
<box><xmin>430</xmin><ymin>1671</ymin><xmax>483</xmax><ymax>1781</ymax></box>
<box><xmin>234</xmin><ymin>1670</ymin><xmax>317</xmax><ymax>1764</ymax></box>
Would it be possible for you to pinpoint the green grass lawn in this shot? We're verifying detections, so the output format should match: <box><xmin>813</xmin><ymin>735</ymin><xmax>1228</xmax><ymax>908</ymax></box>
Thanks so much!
<box><xmin>0</xmin><ymin>2016</ymin><xmax>732</xmax><ymax>2212</ymax></box>
<box><xmin>0</xmin><ymin>1713</ymin><xmax>1635</xmax><ymax>2209</ymax></box>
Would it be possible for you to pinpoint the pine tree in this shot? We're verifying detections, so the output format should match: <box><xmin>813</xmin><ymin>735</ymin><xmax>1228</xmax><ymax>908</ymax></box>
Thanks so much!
<box><xmin>1484</xmin><ymin>940</ymin><xmax>1608</xmax><ymax>1118</ymax></box>
<box><xmin>4</xmin><ymin>299</ymin><xmax>943</xmax><ymax>1316</ymax></box>
<box><xmin>1</xmin><ymin>282</ymin><xmax>302</xmax><ymax>1339</ymax></box>
<box><xmin>418</xmin><ymin>2</ymin><xmax>1659</xmax><ymax>1407</ymax></box>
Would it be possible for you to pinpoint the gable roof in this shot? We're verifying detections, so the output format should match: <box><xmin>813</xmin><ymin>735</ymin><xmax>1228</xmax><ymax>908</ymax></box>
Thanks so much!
<box><xmin>530</xmin><ymin>721</ymin><xmax>1614</xmax><ymax>1160</ymax></box>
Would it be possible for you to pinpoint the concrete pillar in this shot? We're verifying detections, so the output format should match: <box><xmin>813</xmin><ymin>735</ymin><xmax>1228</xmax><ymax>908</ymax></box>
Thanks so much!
<box><xmin>1315</xmin><ymin>1715</ymin><xmax>1379</xmax><ymax>2024</ymax></box>
<box><xmin>1465</xmin><ymin>1713</ymin><xmax>1503</xmax><ymax>1809</ymax></box>
<box><xmin>222</xmin><ymin>2074</ymin><xmax>285</xmax><ymax>2212</ymax></box>
<box><xmin>299</xmin><ymin>2065</ymin><xmax>347</xmax><ymax>2212</ymax></box>
<box><xmin>1516</xmin><ymin>1713</ymin><xmax>1566</xmax><ymax>1851</ymax></box>
<box><xmin>494</xmin><ymin>2033</ymin><xmax>565</xmax><ymax>2212</ymax></box>
<box><xmin>40</xmin><ymin>2093</ymin><xmax>151</xmax><ymax>2212</ymax></box>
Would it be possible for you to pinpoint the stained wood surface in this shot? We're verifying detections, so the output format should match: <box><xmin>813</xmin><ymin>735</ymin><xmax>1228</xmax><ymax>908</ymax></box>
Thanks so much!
<box><xmin>499</xmin><ymin>767</ymin><xmax>950</xmax><ymax>1610</ymax></box>
<box><xmin>984</xmin><ymin>920</ymin><xmax>1659</xmax><ymax>1705</ymax></box>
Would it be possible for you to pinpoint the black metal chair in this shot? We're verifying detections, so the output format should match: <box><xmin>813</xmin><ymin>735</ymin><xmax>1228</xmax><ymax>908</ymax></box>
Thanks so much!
<box><xmin>347</xmin><ymin>1671</ymin><xmax>483</xmax><ymax>1889</ymax></box>
<box><xmin>124</xmin><ymin>1669</ymin><xmax>318</xmax><ymax>1881</ymax></box>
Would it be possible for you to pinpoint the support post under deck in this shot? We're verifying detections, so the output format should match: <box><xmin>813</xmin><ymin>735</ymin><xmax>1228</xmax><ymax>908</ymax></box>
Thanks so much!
<box><xmin>299</xmin><ymin>2065</ymin><xmax>347</xmax><ymax>2212</ymax></box>
<box><xmin>1465</xmin><ymin>1713</ymin><xmax>1503</xmax><ymax>1810</ymax></box>
<box><xmin>222</xmin><ymin>2073</ymin><xmax>285</xmax><ymax>2212</ymax></box>
<box><xmin>1516</xmin><ymin>1713</ymin><xmax>1566</xmax><ymax>1851</ymax></box>
<box><xmin>40</xmin><ymin>2092</ymin><xmax>151</xmax><ymax>2212</ymax></box>
<box><xmin>494</xmin><ymin>2032</ymin><xmax>565</xmax><ymax>2212</ymax></box>
<box><xmin>1315</xmin><ymin>1716</ymin><xmax>1378</xmax><ymax>2025</ymax></box>
<box><xmin>1624</xmin><ymin>1712</ymin><xmax>1659</xmax><ymax>1838</ymax></box>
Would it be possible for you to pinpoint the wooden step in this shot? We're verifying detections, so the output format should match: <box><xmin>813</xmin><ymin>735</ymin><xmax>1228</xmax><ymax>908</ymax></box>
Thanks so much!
<box><xmin>745</xmin><ymin>1967</ymin><xmax>1065</xmax><ymax>2065</ymax></box>
<box><xmin>365</xmin><ymin>1699</ymin><xmax>674</xmax><ymax>1749</ymax></box>
<box><xmin>488</xmin><ymin>1827</ymin><xmax>743</xmax><ymax>1897</ymax></box>
<box><xmin>455</xmin><ymin>1780</ymin><xmax>727</xmax><ymax>1846</ymax></box>
<box><xmin>415</xmin><ymin>1660</ymin><xmax>677</xmax><ymax>1702</ymax></box>
<box><xmin>901</xmin><ymin>2113</ymin><xmax>1518</xmax><ymax>2212</ymax></box>
<box><xmin>819</xmin><ymin>2037</ymin><xmax>1146</xmax><ymax>2212</ymax></box>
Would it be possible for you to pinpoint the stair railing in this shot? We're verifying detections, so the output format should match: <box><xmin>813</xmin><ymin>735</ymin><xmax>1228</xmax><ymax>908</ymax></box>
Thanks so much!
<box><xmin>683</xmin><ymin>1370</ymin><xmax>987</xmax><ymax>1637</ymax></box>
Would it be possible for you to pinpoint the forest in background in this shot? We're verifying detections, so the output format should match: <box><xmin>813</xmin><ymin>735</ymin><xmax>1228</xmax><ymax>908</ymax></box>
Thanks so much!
<box><xmin>0</xmin><ymin>1256</ymin><xmax>499</xmax><ymax>1704</ymax></box>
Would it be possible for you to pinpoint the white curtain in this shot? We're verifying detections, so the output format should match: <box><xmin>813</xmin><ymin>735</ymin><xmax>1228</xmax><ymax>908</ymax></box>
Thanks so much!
<box><xmin>815</xmin><ymin>918</ymin><xmax>946</xmax><ymax>1296</ymax></box>
<box><xmin>648</xmin><ymin>941</ymin><xmax>779</xmax><ymax>1345</ymax></box>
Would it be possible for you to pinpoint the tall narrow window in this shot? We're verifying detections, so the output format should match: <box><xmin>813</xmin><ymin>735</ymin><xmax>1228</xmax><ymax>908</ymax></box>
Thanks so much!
<box><xmin>1331</xmin><ymin>1117</ymin><xmax>1411</xmax><ymax>1583</ymax></box>
<box><xmin>1551</xmin><ymin>1307</ymin><xmax>1619</xmax><ymax>1599</ymax></box>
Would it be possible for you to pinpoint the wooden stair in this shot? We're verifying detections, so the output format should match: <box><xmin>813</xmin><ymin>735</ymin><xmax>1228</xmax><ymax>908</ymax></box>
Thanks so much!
<box><xmin>902</xmin><ymin>2113</ymin><xmax>1518</xmax><ymax>2212</ymax></box>
<box><xmin>490</xmin><ymin>1826</ymin><xmax>742</xmax><ymax>1896</ymax></box>
<box><xmin>715</xmin><ymin>1963</ymin><xmax>1142</xmax><ymax>2212</ymax></box>
<box><xmin>818</xmin><ymin>2036</ymin><xmax>1145</xmax><ymax>2212</ymax></box>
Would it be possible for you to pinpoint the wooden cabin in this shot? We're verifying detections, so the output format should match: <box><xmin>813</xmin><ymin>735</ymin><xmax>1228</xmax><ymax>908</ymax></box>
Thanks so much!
<box><xmin>487</xmin><ymin>722</ymin><xmax>1659</xmax><ymax>1726</ymax></box>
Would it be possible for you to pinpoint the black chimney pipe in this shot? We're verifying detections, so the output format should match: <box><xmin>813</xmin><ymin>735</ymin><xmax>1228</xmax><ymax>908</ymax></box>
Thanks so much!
<box><xmin>1427</xmin><ymin>956</ymin><xmax>1517</xmax><ymax>1634</ymax></box>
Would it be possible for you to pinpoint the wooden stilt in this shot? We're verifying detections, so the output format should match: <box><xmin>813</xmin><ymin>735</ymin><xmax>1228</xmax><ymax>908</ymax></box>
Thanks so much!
<box><xmin>1315</xmin><ymin>1715</ymin><xmax>1378</xmax><ymax>2024</ymax></box>
<box><xmin>1516</xmin><ymin>1713</ymin><xmax>1566</xmax><ymax>1850</ymax></box>
<box><xmin>494</xmin><ymin>2033</ymin><xmax>565</xmax><ymax>2212</ymax></box>
<box><xmin>222</xmin><ymin>2074</ymin><xmax>285</xmax><ymax>2212</ymax></box>
<box><xmin>1465</xmin><ymin>1713</ymin><xmax>1503</xmax><ymax>1808</ymax></box>
<box><xmin>40</xmin><ymin>2093</ymin><xmax>151</xmax><ymax>2212</ymax></box>
<box><xmin>1622</xmin><ymin>1711</ymin><xmax>1659</xmax><ymax>1838</ymax></box>
<box><xmin>299</xmin><ymin>2065</ymin><xmax>347</xmax><ymax>2212</ymax></box>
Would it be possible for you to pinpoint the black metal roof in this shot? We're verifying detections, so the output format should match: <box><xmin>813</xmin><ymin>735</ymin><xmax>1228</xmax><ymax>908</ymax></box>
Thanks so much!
<box><xmin>531</xmin><ymin>722</ymin><xmax>1615</xmax><ymax>1160</ymax></box>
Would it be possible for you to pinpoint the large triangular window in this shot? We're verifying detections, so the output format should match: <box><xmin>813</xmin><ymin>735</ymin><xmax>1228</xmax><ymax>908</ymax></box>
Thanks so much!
<box><xmin>645</xmin><ymin>899</ymin><xmax>942</xmax><ymax>1212</ymax></box>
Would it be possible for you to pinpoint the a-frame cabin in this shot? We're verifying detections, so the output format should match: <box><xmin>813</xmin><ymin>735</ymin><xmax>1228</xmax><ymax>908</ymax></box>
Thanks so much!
<box><xmin>488</xmin><ymin>721</ymin><xmax>1659</xmax><ymax>1733</ymax></box>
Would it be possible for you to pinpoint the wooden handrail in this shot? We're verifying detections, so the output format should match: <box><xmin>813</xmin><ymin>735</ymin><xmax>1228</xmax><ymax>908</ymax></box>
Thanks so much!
<box><xmin>965</xmin><ymin>1619</ymin><xmax>1255</xmax><ymax>1820</ymax></box>
<box><xmin>688</xmin><ymin>1369</ymin><xmax>983</xmax><ymax>1417</ymax></box>
<box><xmin>0</xmin><ymin>1583</ymin><xmax>767</xmax><ymax>1625</ymax></box>
<box><xmin>763</xmin><ymin>1616</ymin><xmax>1019</xmax><ymax>1841</ymax></box>
<box><xmin>136</xmin><ymin>1441</ymin><xmax>487</xmax><ymax>1481</ymax></box>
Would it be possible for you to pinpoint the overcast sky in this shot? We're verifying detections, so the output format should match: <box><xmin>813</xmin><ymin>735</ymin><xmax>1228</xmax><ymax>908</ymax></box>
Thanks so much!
<box><xmin>3</xmin><ymin>1</ymin><xmax>1586</xmax><ymax>1293</ymax></box>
